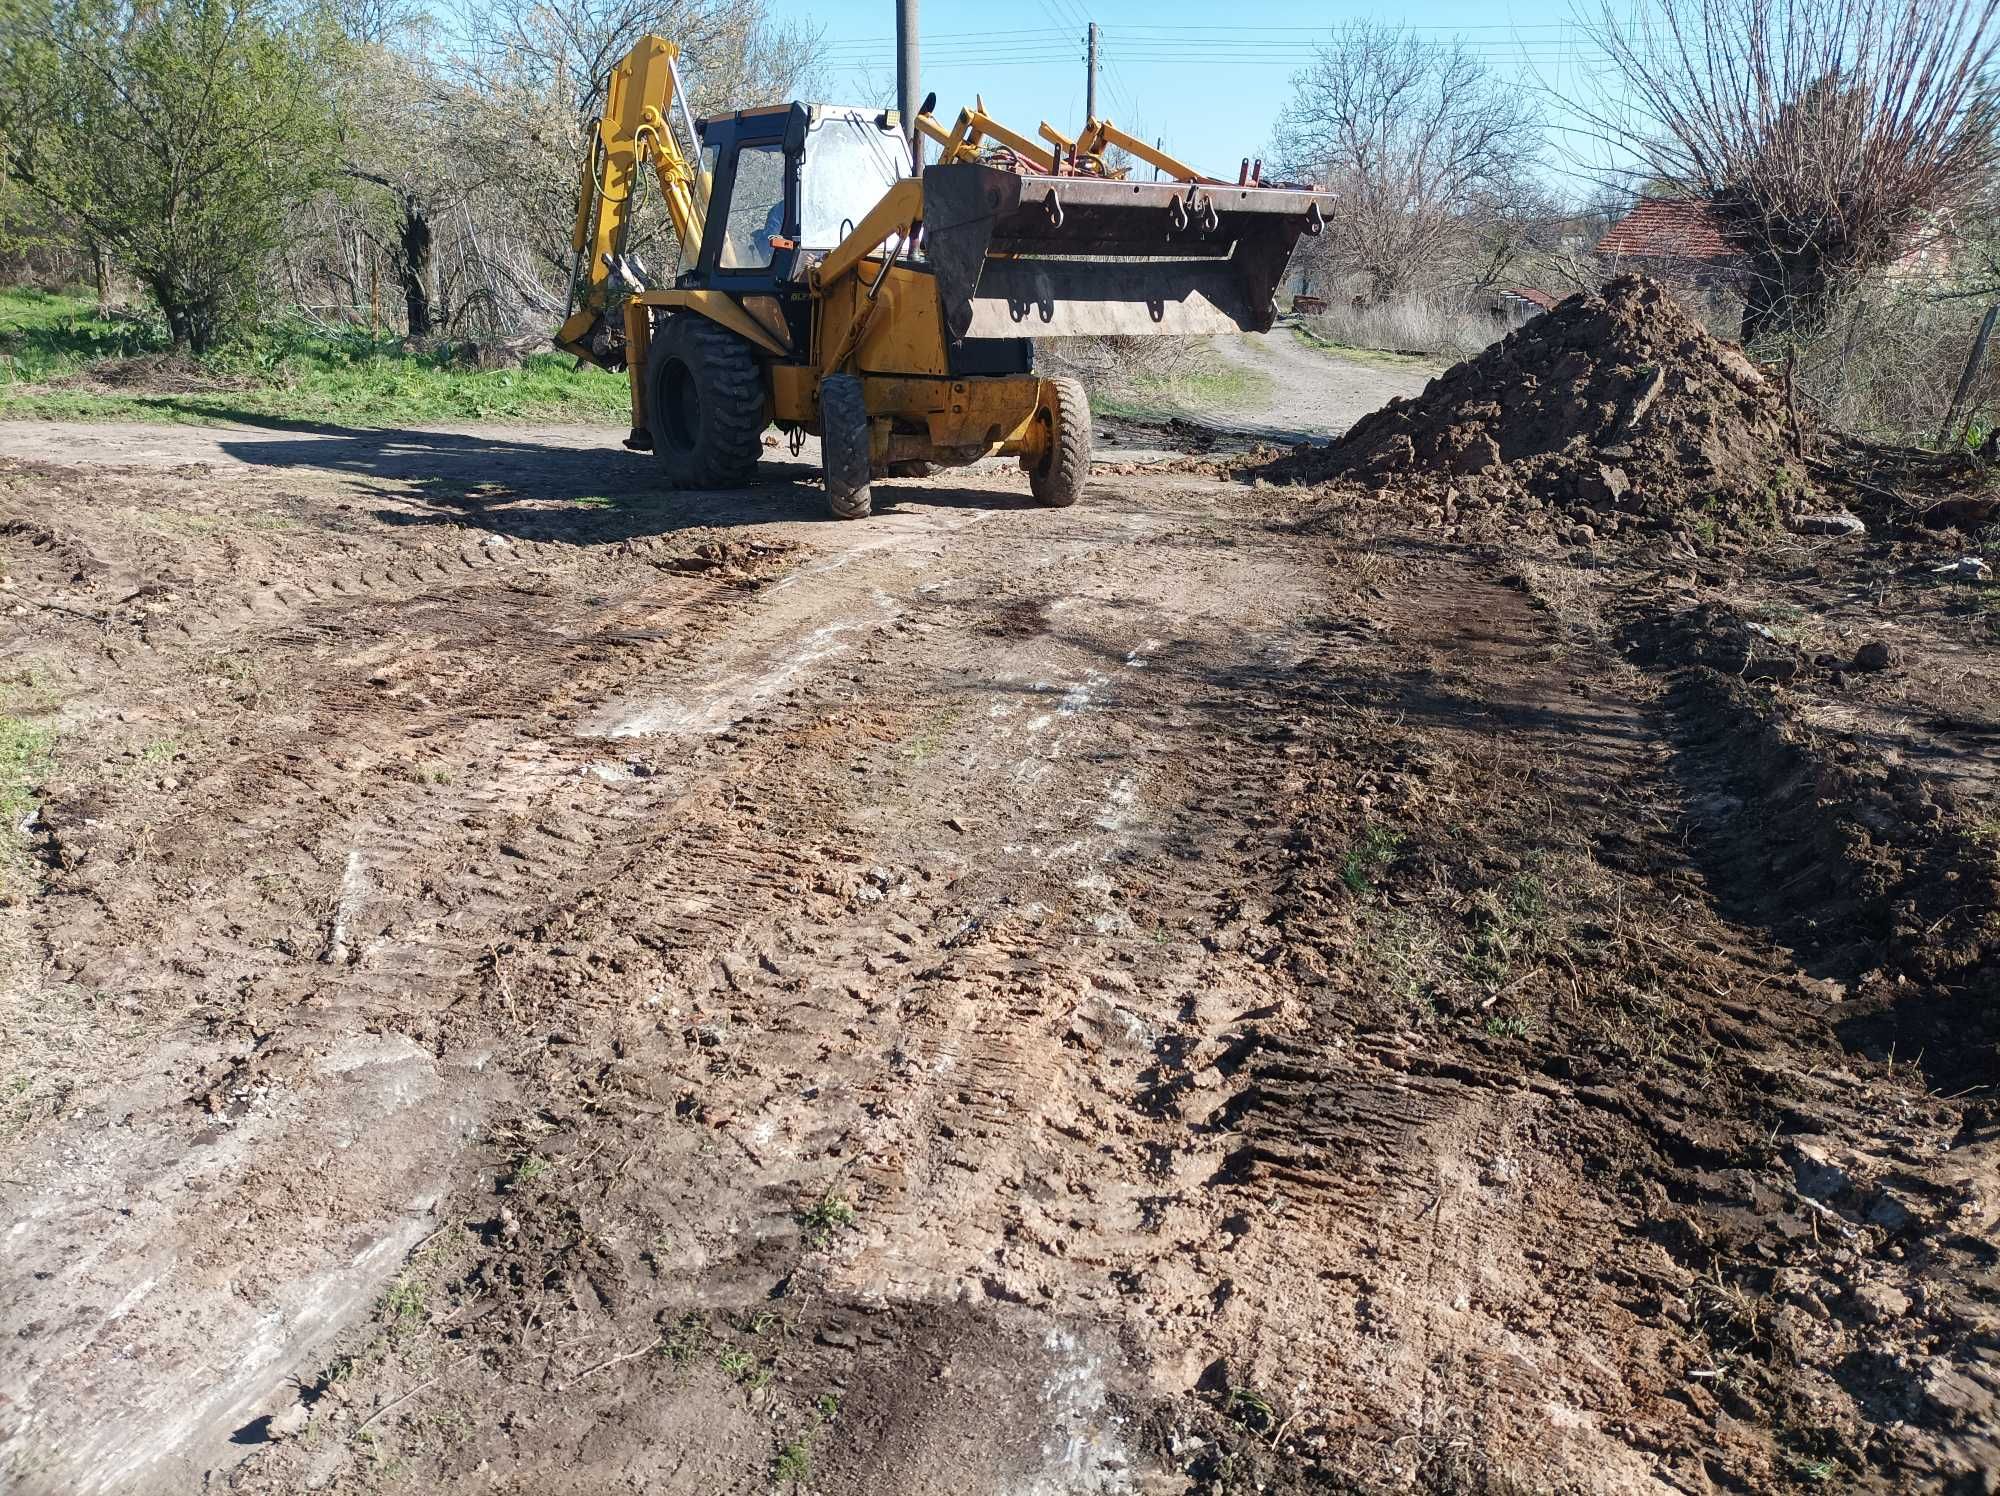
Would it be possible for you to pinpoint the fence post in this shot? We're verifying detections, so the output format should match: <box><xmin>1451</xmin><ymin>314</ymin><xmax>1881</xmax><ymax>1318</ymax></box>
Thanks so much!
<box><xmin>1938</xmin><ymin>301</ymin><xmax>1999</xmax><ymax>449</ymax></box>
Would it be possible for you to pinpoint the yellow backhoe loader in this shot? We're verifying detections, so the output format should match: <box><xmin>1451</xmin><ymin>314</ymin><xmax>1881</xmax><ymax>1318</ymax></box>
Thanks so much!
<box><xmin>556</xmin><ymin>34</ymin><xmax>1332</xmax><ymax>518</ymax></box>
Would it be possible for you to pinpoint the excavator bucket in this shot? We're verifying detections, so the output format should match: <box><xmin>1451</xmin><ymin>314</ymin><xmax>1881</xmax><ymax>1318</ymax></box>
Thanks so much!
<box><xmin>921</xmin><ymin>161</ymin><xmax>1332</xmax><ymax>343</ymax></box>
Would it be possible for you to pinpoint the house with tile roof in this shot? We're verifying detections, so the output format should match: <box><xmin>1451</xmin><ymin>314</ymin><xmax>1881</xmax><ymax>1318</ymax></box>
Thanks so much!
<box><xmin>1595</xmin><ymin>195</ymin><xmax>1958</xmax><ymax>281</ymax></box>
<box><xmin>1594</xmin><ymin>197</ymin><xmax>1742</xmax><ymax>272</ymax></box>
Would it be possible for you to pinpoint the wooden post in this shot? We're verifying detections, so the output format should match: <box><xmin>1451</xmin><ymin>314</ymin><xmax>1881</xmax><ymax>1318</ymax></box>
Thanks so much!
<box><xmin>370</xmin><ymin>255</ymin><xmax>380</xmax><ymax>337</ymax></box>
<box><xmin>1938</xmin><ymin>301</ymin><xmax>1998</xmax><ymax>449</ymax></box>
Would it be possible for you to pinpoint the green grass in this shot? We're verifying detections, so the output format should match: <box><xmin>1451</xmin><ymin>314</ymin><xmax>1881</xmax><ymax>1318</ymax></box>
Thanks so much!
<box><xmin>504</xmin><ymin>1154</ymin><xmax>550</xmax><ymax>1191</ymax></box>
<box><xmin>1091</xmin><ymin>342</ymin><xmax>1275</xmax><ymax>423</ymax></box>
<box><xmin>1224</xmin><ymin>1384</ymin><xmax>1279</xmax><ymax>1436</ymax></box>
<box><xmin>0</xmin><ymin>288</ymin><xmax>626</xmax><ymax>427</ymax></box>
<box><xmin>1464</xmin><ymin>873</ymin><xmax>1551</xmax><ymax>988</ymax></box>
<box><xmin>0</xmin><ymin>714</ymin><xmax>55</xmax><ymax>880</ymax></box>
<box><xmin>773</xmin><ymin>1436</ymin><xmax>814</xmax><ymax>1485</ymax></box>
<box><xmin>1341</xmin><ymin>823</ymin><xmax>1403</xmax><ymax>895</ymax></box>
<box><xmin>798</xmin><ymin>1189</ymin><xmax>857</xmax><ymax>1248</ymax></box>
<box><xmin>1288</xmin><ymin>320</ymin><xmax>1441</xmax><ymax>370</ymax></box>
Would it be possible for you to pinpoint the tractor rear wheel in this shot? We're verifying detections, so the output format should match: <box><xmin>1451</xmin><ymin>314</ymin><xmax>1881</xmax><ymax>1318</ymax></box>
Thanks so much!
<box><xmin>1025</xmin><ymin>376</ymin><xmax>1090</xmax><ymax>507</ymax></box>
<box><xmin>821</xmin><ymin>373</ymin><xmax>873</xmax><ymax>520</ymax></box>
<box><xmin>645</xmin><ymin>314</ymin><xmax>766</xmax><ymax>488</ymax></box>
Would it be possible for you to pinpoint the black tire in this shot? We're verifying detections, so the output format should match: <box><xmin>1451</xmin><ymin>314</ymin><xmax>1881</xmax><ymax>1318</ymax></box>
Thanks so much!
<box><xmin>645</xmin><ymin>314</ymin><xmax>766</xmax><ymax>488</ymax></box>
<box><xmin>887</xmin><ymin>460</ymin><xmax>933</xmax><ymax>478</ymax></box>
<box><xmin>821</xmin><ymin>373</ymin><xmax>873</xmax><ymax>520</ymax></box>
<box><xmin>1025</xmin><ymin>376</ymin><xmax>1090</xmax><ymax>507</ymax></box>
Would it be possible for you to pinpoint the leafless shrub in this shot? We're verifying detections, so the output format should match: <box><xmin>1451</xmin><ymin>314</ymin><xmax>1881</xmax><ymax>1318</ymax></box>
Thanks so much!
<box><xmin>1035</xmin><ymin>335</ymin><xmax>1205</xmax><ymax>392</ymax></box>
<box><xmin>1795</xmin><ymin>287</ymin><xmax>2000</xmax><ymax>440</ymax></box>
<box><xmin>1575</xmin><ymin>0</ymin><xmax>2000</xmax><ymax>344</ymax></box>
<box><xmin>1303</xmin><ymin>295</ymin><xmax>1505</xmax><ymax>360</ymax></box>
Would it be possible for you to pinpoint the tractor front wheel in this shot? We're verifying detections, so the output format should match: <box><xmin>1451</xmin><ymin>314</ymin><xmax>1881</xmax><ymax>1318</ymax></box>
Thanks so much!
<box><xmin>821</xmin><ymin>373</ymin><xmax>873</xmax><ymax>520</ymax></box>
<box><xmin>1025</xmin><ymin>376</ymin><xmax>1091</xmax><ymax>507</ymax></box>
<box><xmin>645</xmin><ymin>314</ymin><xmax>766</xmax><ymax>489</ymax></box>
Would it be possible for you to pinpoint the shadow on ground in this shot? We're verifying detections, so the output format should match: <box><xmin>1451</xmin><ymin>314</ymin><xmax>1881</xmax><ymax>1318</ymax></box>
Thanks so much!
<box><xmin>213</xmin><ymin>414</ymin><xmax>1038</xmax><ymax>544</ymax></box>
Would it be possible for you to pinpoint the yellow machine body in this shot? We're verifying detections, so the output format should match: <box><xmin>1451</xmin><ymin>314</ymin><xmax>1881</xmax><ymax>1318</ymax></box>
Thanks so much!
<box><xmin>558</xmin><ymin>34</ymin><xmax>1335</xmax><ymax>506</ymax></box>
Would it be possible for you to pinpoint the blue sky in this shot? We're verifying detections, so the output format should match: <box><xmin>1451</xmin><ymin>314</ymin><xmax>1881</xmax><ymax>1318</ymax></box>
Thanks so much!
<box><xmin>781</xmin><ymin>0</ymin><xmax>1620</xmax><ymax>188</ymax></box>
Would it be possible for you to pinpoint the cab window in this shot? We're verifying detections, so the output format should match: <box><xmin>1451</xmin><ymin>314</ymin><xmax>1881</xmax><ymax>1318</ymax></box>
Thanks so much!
<box><xmin>800</xmin><ymin>114</ymin><xmax>909</xmax><ymax>249</ymax></box>
<box><xmin>720</xmin><ymin>141</ymin><xmax>786</xmax><ymax>270</ymax></box>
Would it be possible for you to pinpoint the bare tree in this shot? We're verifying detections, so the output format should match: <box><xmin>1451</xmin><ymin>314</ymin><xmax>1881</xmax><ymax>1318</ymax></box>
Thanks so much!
<box><xmin>334</xmin><ymin>24</ymin><xmax>499</xmax><ymax>339</ymax></box>
<box><xmin>451</xmin><ymin>0</ymin><xmax>820</xmax><ymax>277</ymax></box>
<box><xmin>1577</xmin><ymin>0</ymin><xmax>2000</xmax><ymax>344</ymax></box>
<box><xmin>1270</xmin><ymin>22</ymin><xmax>1546</xmax><ymax>300</ymax></box>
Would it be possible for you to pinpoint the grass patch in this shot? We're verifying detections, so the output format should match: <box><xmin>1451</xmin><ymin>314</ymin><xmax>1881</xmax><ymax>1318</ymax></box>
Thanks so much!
<box><xmin>503</xmin><ymin>1154</ymin><xmax>550</xmax><ymax>1191</ymax></box>
<box><xmin>1289</xmin><ymin>320</ymin><xmax>1443</xmax><ymax>370</ymax></box>
<box><xmin>0</xmin><ymin>713</ymin><xmax>55</xmax><ymax>884</ymax></box>
<box><xmin>798</xmin><ymin>1189</ymin><xmax>857</xmax><ymax>1249</ymax></box>
<box><xmin>0</xmin><ymin>288</ymin><xmax>625</xmax><ymax>427</ymax></box>
<box><xmin>383</xmin><ymin>1272</ymin><xmax>428</xmax><ymax>1337</ymax></box>
<box><xmin>715</xmin><ymin>1346</ymin><xmax>768</xmax><ymax>1387</ymax></box>
<box><xmin>1090</xmin><ymin>340</ymin><xmax>1275</xmax><ymax>423</ymax></box>
<box><xmin>1341</xmin><ymin>823</ymin><xmax>1403</xmax><ymax>895</ymax></box>
<box><xmin>1464</xmin><ymin>872</ymin><xmax>1551</xmax><ymax>988</ymax></box>
<box><xmin>662</xmin><ymin>1313</ymin><xmax>708</xmax><ymax>1367</ymax></box>
<box><xmin>773</xmin><ymin>1436</ymin><xmax>813</xmax><ymax>1484</ymax></box>
<box><xmin>1224</xmin><ymin>1383</ymin><xmax>1280</xmax><ymax>1437</ymax></box>
<box><xmin>771</xmin><ymin>1393</ymin><xmax>840</xmax><ymax>1488</ymax></box>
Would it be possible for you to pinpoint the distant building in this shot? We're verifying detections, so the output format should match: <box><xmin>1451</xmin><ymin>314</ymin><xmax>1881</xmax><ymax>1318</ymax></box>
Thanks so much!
<box><xmin>1494</xmin><ymin>286</ymin><xmax>1559</xmax><ymax>316</ymax></box>
<box><xmin>1594</xmin><ymin>197</ymin><xmax>1742</xmax><ymax>277</ymax></box>
<box><xmin>1595</xmin><ymin>194</ymin><xmax>1956</xmax><ymax>283</ymax></box>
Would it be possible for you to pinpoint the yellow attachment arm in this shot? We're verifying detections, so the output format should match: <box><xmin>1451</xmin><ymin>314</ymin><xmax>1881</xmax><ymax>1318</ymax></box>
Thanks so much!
<box><xmin>1078</xmin><ymin>119</ymin><xmax>1214</xmax><ymax>184</ymax></box>
<box><xmin>915</xmin><ymin>103</ymin><xmax>1055</xmax><ymax>173</ymax></box>
<box><xmin>559</xmin><ymin>33</ymin><xmax>707</xmax><ymax>365</ymax></box>
<box><xmin>913</xmin><ymin>92</ymin><xmax>1206</xmax><ymax>185</ymax></box>
<box><xmin>813</xmin><ymin>177</ymin><xmax>924</xmax><ymax>293</ymax></box>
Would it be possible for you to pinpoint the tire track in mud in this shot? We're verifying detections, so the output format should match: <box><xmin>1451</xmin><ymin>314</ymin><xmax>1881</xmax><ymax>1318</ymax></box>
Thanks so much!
<box><xmin>208</xmin><ymin>486</ymin><xmax>1359</xmax><ymax>1493</ymax></box>
<box><xmin>10</xmin><ymin>449</ymin><xmax>1994</xmax><ymax>1493</ymax></box>
<box><xmin>1</xmin><ymin>474</ymin><xmax>969</xmax><ymax>1493</ymax></box>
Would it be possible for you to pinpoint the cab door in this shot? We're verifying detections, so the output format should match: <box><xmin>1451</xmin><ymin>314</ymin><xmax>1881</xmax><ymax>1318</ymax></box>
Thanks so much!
<box><xmin>693</xmin><ymin>111</ymin><xmax>802</xmax><ymax>294</ymax></box>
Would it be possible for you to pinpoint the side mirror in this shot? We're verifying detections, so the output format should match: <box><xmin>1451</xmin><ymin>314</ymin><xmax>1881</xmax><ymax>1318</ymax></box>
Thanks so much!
<box><xmin>920</xmin><ymin>91</ymin><xmax>937</xmax><ymax>117</ymax></box>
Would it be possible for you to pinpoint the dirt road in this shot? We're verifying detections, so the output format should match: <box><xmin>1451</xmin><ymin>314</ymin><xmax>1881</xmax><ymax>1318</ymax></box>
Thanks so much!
<box><xmin>1198</xmin><ymin>330</ymin><xmax>1438</xmax><ymax>440</ymax></box>
<box><xmin>1</xmin><ymin>417</ymin><xmax>1993</xmax><ymax>1494</ymax></box>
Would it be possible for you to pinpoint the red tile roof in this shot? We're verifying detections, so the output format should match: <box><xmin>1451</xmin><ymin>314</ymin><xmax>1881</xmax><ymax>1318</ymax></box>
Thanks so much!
<box><xmin>1595</xmin><ymin>197</ymin><xmax>1738</xmax><ymax>262</ymax></box>
<box><xmin>1502</xmin><ymin>286</ymin><xmax>1559</xmax><ymax>311</ymax></box>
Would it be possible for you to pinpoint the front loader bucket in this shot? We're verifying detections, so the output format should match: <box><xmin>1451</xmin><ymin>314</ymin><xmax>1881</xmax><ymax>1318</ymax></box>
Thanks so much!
<box><xmin>921</xmin><ymin>162</ymin><xmax>1332</xmax><ymax>342</ymax></box>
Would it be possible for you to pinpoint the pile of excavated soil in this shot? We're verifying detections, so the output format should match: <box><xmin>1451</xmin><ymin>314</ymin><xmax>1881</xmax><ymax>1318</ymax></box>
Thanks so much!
<box><xmin>1261</xmin><ymin>276</ymin><xmax>1816</xmax><ymax>535</ymax></box>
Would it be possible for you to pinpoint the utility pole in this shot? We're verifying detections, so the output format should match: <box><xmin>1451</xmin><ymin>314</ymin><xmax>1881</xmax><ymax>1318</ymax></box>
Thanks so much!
<box><xmin>1085</xmin><ymin>21</ymin><xmax>1099</xmax><ymax>123</ymax></box>
<box><xmin>897</xmin><ymin>0</ymin><xmax>920</xmax><ymax>167</ymax></box>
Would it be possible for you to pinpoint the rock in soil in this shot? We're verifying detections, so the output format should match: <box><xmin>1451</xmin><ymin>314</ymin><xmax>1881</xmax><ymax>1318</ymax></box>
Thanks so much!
<box><xmin>1794</xmin><ymin>509</ymin><xmax>1867</xmax><ymax>537</ymax></box>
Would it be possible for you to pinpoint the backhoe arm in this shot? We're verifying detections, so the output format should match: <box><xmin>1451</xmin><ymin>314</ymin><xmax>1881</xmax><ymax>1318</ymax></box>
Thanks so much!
<box><xmin>555</xmin><ymin>34</ymin><xmax>707</xmax><ymax>369</ymax></box>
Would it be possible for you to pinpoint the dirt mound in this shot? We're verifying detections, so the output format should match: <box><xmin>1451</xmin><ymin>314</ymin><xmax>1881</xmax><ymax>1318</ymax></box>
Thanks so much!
<box><xmin>1262</xmin><ymin>276</ymin><xmax>1814</xmax><ymax>532</ymax></box>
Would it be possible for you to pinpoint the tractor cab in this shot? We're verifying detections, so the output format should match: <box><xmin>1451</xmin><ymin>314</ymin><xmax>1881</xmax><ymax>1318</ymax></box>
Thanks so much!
<box><xmin>687</xmin><ymin>103</ymin><xmax>913</xmax><ymax>293</ymax></box>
